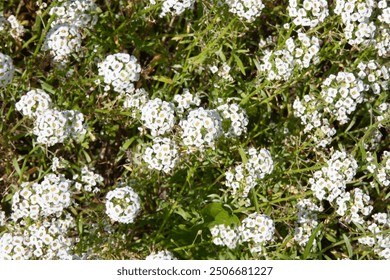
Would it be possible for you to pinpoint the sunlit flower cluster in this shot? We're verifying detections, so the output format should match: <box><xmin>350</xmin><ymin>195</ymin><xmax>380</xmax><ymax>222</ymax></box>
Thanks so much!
<box><xmin>210</xmin><ymin>224</ymin><xmax>240</xmax><ymax>249</ymax></box>
<box><xmin>357</xmin><ymin>60</ymin><xmax>389</xmax><ymax>95</ymax></box>
<box><xmin>288</xmin><ymin>0</ymin><xmax>329</xmax><ymax>28</ymax></box>
<box><xmin>173</xmin><ymin>89</ymin><xmax>201</xmax><ymax>114</ymax></box>
<box><xmin>145</xmin><ymin>250</ymin><xmax>177</xmax><ymax>260</ymax></box>
<box><xmin>334</xmin><ymin>0</ymin><xmax>377</xmax><ymax>46</ymax></box>
<box><xmin>225</xmin><ymin>147</ymin><xmax>273</xmax><ymax>206</ymax></box>
<box><xmin>179</xmin><ymin>107</ymin><xmax>222</xmax><ymax>151</ymax></box>
<box><xmin>0</xmin><ymin>214</ymin><xmax>76</xmax><ymax>260</ymax></box>
<box><xmin>11</xmin><ymin>174</ymin><xmax>73</xmax><ymax>222</ymax></box>
<box><xmin>224</xmin><ymin>0</ymin><xmax>265</xmax><ymax>22</ymax></box>
<box><xmin>123</xmin><ymin>88</ymin><xmax>150</xmax><ymax>117</ymax></box>
<box><xmin>376</xmin><ymin>151</ymin><xmax>390</xmax><ymax>187</ymax></box>
<box><xmin>0</xmin><ymin>52</ymin><xmax>15</xmax><ymax>87</ymax></box>
<box><xmin>143</xmin><ymin>137</ymin><xmax>179</xmax><ymax>173</ymax></box>
<box><xmin>294</xmin><ymin>199</ymin><xmax>322</xmax><ymax>248</ymax></box>
<box><xmin>309</xmin><ymin>150</ymin><xmax>358</xmax><ymax>202</ymax></box>
<box><xmin>15</xmin><ymin>89</ymin><xmax>53</xmax><ymax>118</ymax></box>
<box><xmin>335</xmin><ymin>188</ymin><xmax>373</xmax><ymax>224</ymax></box>
<box><xmin>157</xmin><ymin>0</ymin><xmax>196</xmax><ymax>17</ymax></box>
<box><xmin>32</xmin><ymin>109</ymin><xmax>87</xmax><ymax>146</ymax></box>
<box><xmin>239</xmin><ymin>213</ymin><xmax>275</xmax><ymax>253</ymax></box>
<box><xmin>141</xmin><ymin>98</ymin><xmax>176</xmax><ymax>136</ymax></box>
<box><xmin>217</xmin><ymin>101</ymin><xmax>249</xmax><ymax>137</ymax></box>
<box><xmin>105</xmin><ymin>185</ymin><xmax>141</xmax><ymax>224</ymax></box>
<box><xmin>258</xmin><ymin>31</ymin><xmax>320</xmax><ymax>81</ymax></box>
<box><xmin>7</xmin><ymin>15</ymin><xmax>25</xmax><ymax>40</ymax></box>
<box><xmin>98</xmin><ymin>53</ymin><xmax>141</xmax><ymax>94</ymax></box>
<box><xmin>73</xmin><ymin>166</ymin><xmax>104</xmax><ymax>193</ymax></box>
<box><xmin>358</xmin><ymin>212</ymin><xmax>390</xmax><ymax>260</ymax></box>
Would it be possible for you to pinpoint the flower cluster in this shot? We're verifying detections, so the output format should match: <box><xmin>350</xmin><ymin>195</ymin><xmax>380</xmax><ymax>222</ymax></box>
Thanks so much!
<box><xmin>288</xmin><ymin>0</ymin><xmax>329</xmax><ymax>28</ymax></box>
<box><xmin>375</xmin><ymin>1</ymin><xmax>390</xmax><ymax>57</ymax></box>
<box><xmin>309</xmin><ymin>150</ymin><xmax>358</xmax><ymax>202</ymax></box>
<box><xmin>123</xmin><ymin>88</ymin><xmax>149</xmax><ymax>117</ymax></box>
<box><xmin>0</xmin><ymin>52</ymin><xmax>15</xmax><ymax>87</ymax></box>
<box><xmin>376</xmin><ymin>151</ymin><xmax>390</xmax><ymax>187</ymax></box>
<box><xmin>210</xmin><ymin>224</ymin><xmax>240</xmax><ymax>249</ymax></box>
<box><xmin>15</xmin><ymin>89</ymin><xmax>53</xmax><ymax>118</ymax></box>
<box><xmin>320</xmin><ymin>71</ymin><xmax>365</xmax><ymax>125</ymax></box>
<box><xmin>11</xmin><ymin>174</ymin><xmax>73</xmax><ymax>222</ymax></box>
<box><xmin>42</xmin><ymin>24</ymin><xmax>82</xmax><ymax>64</ymax></box>
<box><xmin>32</xmin><ymin>109</ymin><xmax>87</xmax><ymax>146</ymax></box>
<box><xmin>49</xmin><ymin>0</ymin><xmax>98</xmax><ymax>29</ymax></box>
<box><xmin>358</xmin><ymin>212</ymin><xmax>390</xmax><ymax>260</ymax></box>
<box><xmin>334</xmin><ymin>0</ymin><xmax>376</xmax><ymax>46</ymax></box>
<box><xmin>225</xmin><ymin>147</ymin><xmax>273</xmax><ymax>206</ymax></box>
<box><xmin>294</xmin><ymin>199</ymin><xmax>322</xmax><ymax>248</ymax></box>
<box><xmin>211</xmin><ymin>213</ymin><xmax>275</xmax><ymax>253</ymax></box>
<box><xmin>335</xmin><ymin>188</ymin><xmax>373</xmax><ymax>224</ymax></box>
<box><xmin>224</xmin><ymin>0</ymin><xmax>265</xmax><ymax>22</ymax></box>
<box><xmin>179</xmin><ymin>107</ymin><xmax>222</xmax><ymax>151</ymax></box>
<box><xmin>217</xmin><ymin>101</ymin><xmax>249</xmax><ymax>137</ymax></box>
<box><xmin>0</xmin><ymin>214</ymin><xmax>76</xmax><ymax>260</ymax></box>
<box><xmin>157</xmin><ymin>0</ymin><xmax>195</xmax><ymax>17</ymax></box>
<box><xmin>357</xmin><ymin>60</ymin><xmax>389</xmax><ymax>95</ymax></box>
<box><xmin>143</xmin><ymin>137</ymin><xmax>179</xmax><ymax>173</ymax></box>
<box><xmin>7</xmin><ymin>15</ymin><xmax>25</xmax><ymax>40</ymax></box>
<box><xmin>43</xmin><ymin>0</ymin><xmax>98</xmax><ymax>64</ymax></box>
<box><xmin>0</xmin><ymin>209</ymin><xmax>5</xmax><ymax>227</ymax></box>
<box><xmin>258</xmin><ymin>31</ymin><xmax>320</xmax><ymax>81</ymax></box>
<box><xmin>73</xmin><ymin>166</ymin><xmax>104</xmax><ymax>193</ymax></box>
<box><xmin>173</xmin><ymin>89</ymin><xmax>201</xmax><ymax>114</ymax></box>
<box><xmin>98</xmin><ymin>53</ymin><xmax>141</xmax><ymax>94</ymax></box>
<box><xmin>141</xmin><ymin>98</ymin><xmax>176</xmax><ymax>136</ymax></box>
<box><xmin>293</xmin><ymin>94</ymin><xmax>336</xmax><ymax>147</ymax></box>
<box><xmin>145</xmin><ymin>250</ymin><xmax>177</xmax><ymax>260</ymax></box>
<box><xmin>239</xmin><ymin>213</ymin><xmax>275</xmax><ymax>253</ymax></box>
<box><xmin>105</xmin><ymin>185</ymin><xmax>141</xmax><ymax>224</ymax></box>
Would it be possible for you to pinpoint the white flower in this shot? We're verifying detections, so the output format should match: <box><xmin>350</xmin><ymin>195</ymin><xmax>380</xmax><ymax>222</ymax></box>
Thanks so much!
<box><xmin>15</xmin><ymin>89</ymin><xmax>53</xmax><ymax>118</ymax></box>
<box><xmin>141</xmin><ymin>98</ymin><xmax>175</xmax><ymax>136</ymax></box>
<box><xmin>0</xmin><ymin>53</ymin><xmax>15</xmax><ymax>87</ymax></box>
<box><xmin>146</xmin><ymin>250</ymin><xmax>177</xmax><ymax>260</ymax></box>
<box><xmin>225</xmin><ymin>0</ymin><xmax>265</xmax><ymax>22</ymax></box>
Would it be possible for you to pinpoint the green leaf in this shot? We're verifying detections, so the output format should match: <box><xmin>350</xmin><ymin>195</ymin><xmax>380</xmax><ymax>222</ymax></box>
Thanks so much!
<box><xmin>343</xmin><ymin>234</ymin><xmax>353</xmax><ymax>258</ymax></box>
<box><xmin>233</xmin><ymin>54</ymin><xmax>246</xmax><ymax>75</ymax></box>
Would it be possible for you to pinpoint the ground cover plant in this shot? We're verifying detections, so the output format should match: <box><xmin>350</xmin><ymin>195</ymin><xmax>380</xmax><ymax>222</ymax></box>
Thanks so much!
<box><xmin>0</xmin><ymin>0</ymin><xmax>389</xmax><ymax>260</ymax></box>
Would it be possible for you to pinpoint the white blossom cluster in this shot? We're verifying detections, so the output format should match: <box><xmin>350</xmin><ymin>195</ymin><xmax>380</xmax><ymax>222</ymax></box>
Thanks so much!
<box><xmin>375</xmin><ymin>1</ymin><xmax>390</xmax><ymax>57</ymax></box>
<box><xmin>239</xmin><ymin>213</ymin><xmax>275</xmax><ymax>253</ymax></box>
<box><xmin>145</xmin><ymin>250</ymin><xmax>177</xmax><ymax>260</ymax></box>
<box><xmin>225</xmin><ymin>147</ymin><xmax>273</xmax><ymax>205</ymax></box>
<box><xmin>15</xmin><ymin>89</ymin><xmax>53</xmax><ymax>118</ymax></box>
<box><xmin>155</xmin><ymin>0</ymin><xmax>195</xmax><ymax>17</ymax></box>
<box><xmin>105</xmin><ymin>185</ymin><xmax>141</xmax><ymax>224</ymax></box>
<box><xmin>293</xmin><ymin>94</ymin><xmax>336</xmax><ymax>147</ymax></box>
<box><xmin>309</xmin><ymin>150</ymin><xmax>358</xmax><ymax>202</ymax></box>
<box><xmin>98</xmin><ymin>53</ymin><xmax>141</xmax><ymax>94</ymax></box>
<box><xmin>123</xmin><ymin>88</ymin><xmax>149</xmax><ymax>117</ymax></box>
<box><xmin>7</xmin><ymin>15</ymin><xmax>25</xmax><ymax>40</ymax></box>
<box><xmin>0</xmin><ymin>214</ymin><xmax>76</xmax><ymax>260</ymax></box>
<box><xmin>224</xmin><ymin>0</ymin><xmax>265</xmax><ymax>22</ymax></box>
<box><xmin>334</xmin><ymin>0</ymin><xmax>377</xmax><ymax>46</ymax></box>
<box><xmin>376</xmin><ymin>151</ymin><xmax>390</xmax><ymax>187</ymax></box>
<box><xmin>258</xmin><ymin>31</ymin><xmax>320</xmax><ymax>81</ymax></box>
<box><xmin>375</xmin><ymin>102</ymin><xmax>389</xmax><ymax>127</ymax></box>
<box><xmin>73</xmin><ymin>166</ymin><xmax>104</xmax><ymax>193</ymax></box>
<box><xmin>210</xmin><ymin>224</ymin><xmax>240</xmax><ymax>249</ymax></box>
<box><xmin>179</xmin><ymin>107</ymin><xmax>223</xmax><ymax>151</ymax></box>
<box><xmin>173</xmin><ymin>88</ymin><xmax>201</xmax><ymax>114</ymax></box>
<box><xmin>320</xmin><ymin>71</ymin><xmax>365</xmax><ymax>125</ymax></box>
<box><xmin>358</xmin><ymin>212</ymin><xmax>390</xmax><ymax>260</ymax></box>
<box><xmin>32</xmin><ymin>109</ymin><xmax>87</xmax><ymax>146</ymax></box>
<box><xmin>42</xmin><ymin>24</ymin><xmax>82</xmax><ymax>64</ymax></box>
<box><xmin>357</xmin><ymin>60</ymin><xmax>389</xmax><ymax>95</ymax></box>
<box><xmin>294</xmin><ymin>199</ymin><xmax>322</xmax><ymax>248</ymax></box>
<box><xmin>49</xmin><ymin>0</ymin><xmax>98</xmax><ymax>29</ymax></box>
<box><xmin>287</xmin><ymin>0</ymin><xmax>329</xmax><ymax>28</ymax></box>
<box><xmin>141</xmin><ymin>98</ymin><xmax>176</xmax><ymax>136</ymax></box>
<box><xmin>0</xmin><ymin>209</ymin><xmax>5</xmax><ymax>227</ymax></box>
<box><xmin>11</xmin><ymin>174</ymin><xmax>73</xmax><ymax>222</ymax></box>
<box><xmin>217</xmin><ymin>101</ymin><xmax>249</xmax><ymax>137</ymax></box>
<box><xmin>143</xmin><ymin>137</ymin><xmax>179</xmax><ymax>173</ymax></box>
<box><xmin>0</xmin><ymin>52</ymin><xmax>15</xmax><ymax>87</ymax></box>
<box><xmin>210</xmin><ymin>213</ymin><xmax>275</xmax><ymax>253</ymax></box>
<box><xmin>335</xmin><ymin>188</ymin><xmax>373</xmax><ymax>224</ymax></box>
<box><xmin>43</xmin><ymin>0</ymin><xmax>98</xmax><ymax>64</ymax></box>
